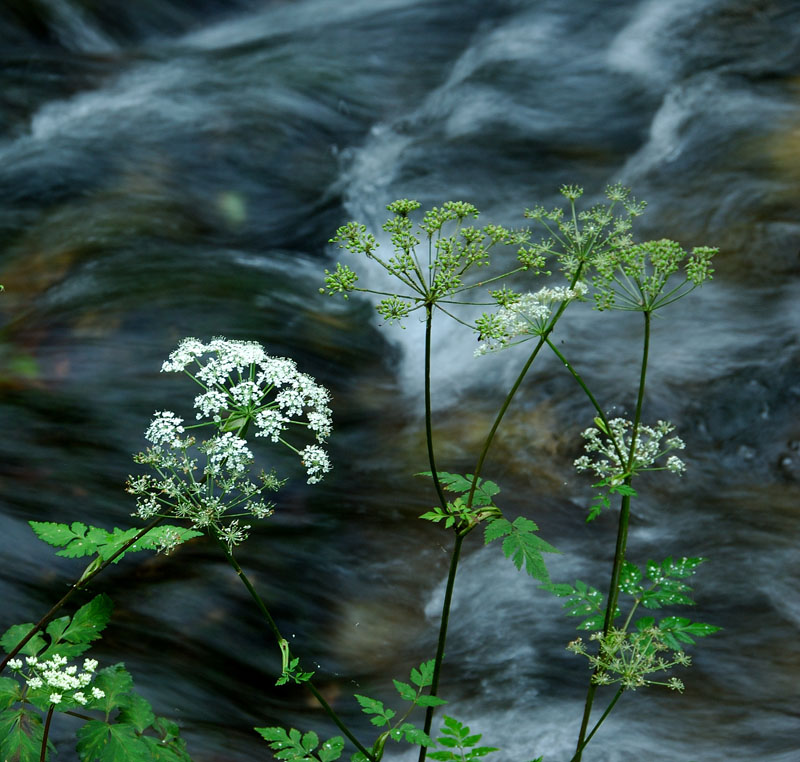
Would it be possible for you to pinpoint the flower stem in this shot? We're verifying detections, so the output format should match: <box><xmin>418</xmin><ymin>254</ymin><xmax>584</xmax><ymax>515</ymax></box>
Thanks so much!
<box><xmin>573</xmin><ymin>311</ymin><xmax>651</xmax><ymax>760</ymax></box>
<box><xmin>418</xmin><ymin>532</ymin><xmax>465</xmax><ymax>762</ymax></box>
<box><xmin>0</xmin><ymin>516</ymin><xmax>165</xmax><ymax>674</ymax></box>
<box><xmin>424</xmin><ymin>305</ymin><xmax>448</xmax><ymax>513</ymax></box>
<box><xmin>568</xmin><ymin>687</ymin><xmax>624</xmax><ymax>762</ymax></box>
<box><xmin>544</xmin><ymin>338</ymin><xmax>625</xmax><ymax>465</ymax></box>
<box><xmin>40</xmin><ymin>705</ymin><xmax>55</xmax><ymax>762</ymax></box>
<box><xmin>217</xmin><ymin>539</ymin><xmax>374</xmax><ymax>762</ymax></box>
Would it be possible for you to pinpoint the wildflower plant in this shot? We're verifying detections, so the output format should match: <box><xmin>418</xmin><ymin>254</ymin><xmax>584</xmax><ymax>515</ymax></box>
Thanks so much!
<box><xmin>0</xmin><ymin>184</ymin><xmax>720</xmax><ymax>762</ymax></box>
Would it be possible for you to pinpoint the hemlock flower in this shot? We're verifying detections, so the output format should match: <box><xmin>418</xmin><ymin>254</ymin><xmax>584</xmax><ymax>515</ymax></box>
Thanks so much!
<box><xmin>12</xmin><ymin>654</ymin><xmax>106</xmax><ymax>709</ymax></box>
<box><xmin>568</xmin><ymin>627</ymin><xmax>693</xmax><ymax>692</ymax></box>
<box><xmin>475</xmin><ymin>283</ymin><xmax>588</xmax><ymax>355</ymax></box>
<box><xmin>574</xmin><ymin>418</ymin><xmax>686</xmax><ymax>482</ymax></box>
<box><xmin>128</xmin><ymin>338</ymin><xmax>333</xmax><ymax>549</ymax></box>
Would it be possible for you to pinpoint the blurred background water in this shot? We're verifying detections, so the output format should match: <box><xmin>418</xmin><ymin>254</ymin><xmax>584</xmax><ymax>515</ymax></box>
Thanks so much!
<box><xmin>0</xmin><ymin>0</ymin><xmax>798</xmax><ymax>760</ymax></box>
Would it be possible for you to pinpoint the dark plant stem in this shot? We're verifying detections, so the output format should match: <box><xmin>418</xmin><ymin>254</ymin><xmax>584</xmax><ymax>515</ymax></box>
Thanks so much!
<box><xmin>573</xmin><ymin>311</ymin><xmax>651</xmax><ymax>760</ymax></box>
<box><xmin>568</xmin><ymin>687</ymin><xmax>624</xmax><ymax>762</ymax></box>
<box><xmin>40</xmin><ymin>705</ymin><xmax>55</xmax><ymax>762</ymax></box>
<box><xmin>418</xmin><ymin>289</ymin><xmax>582</xmax><ymax>762</ymax></box>
<box><xmin>0</xmin><ymin>516</ymin><xmax>165</xmax><ymax>674</ymax></box>
<box><xmin>418</xmin><ymin>531</ymin><xmax>465</xmax><ymax>761</ymax></box>
<box><xmin>424</xmin><ymin>305</ymin><xmax>448</xmax><ymax>513</ymax></box>
<box><xmin>217</xmin><ymin>539</ymin><xmax>375</xmax><ymax>762</ymax></box>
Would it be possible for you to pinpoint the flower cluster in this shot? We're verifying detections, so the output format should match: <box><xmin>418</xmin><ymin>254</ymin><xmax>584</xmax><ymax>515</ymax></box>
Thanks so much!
<box><xmin>475</xmin><ymin>283</ymin><xmax>588</xmax><ymax>355</ymax></box>
<box><xmin>523</xmin><ymin>183</ymin><xmax>646</xmax><ymax>281</ymax></box>
<box><xmin>574</xmin><ymin>418</ymin><xmax>686</xmax><ymax>483</ymax></box>
<box><xmin>324</xmin><ymin>199</ymin><xmax>533</xmax><ymax>327</ymax></box>
<box><xmin>6</xmin><ymin>655</ymin><xmax>105</xmax><ymax>707</ymax></box>
<box><xmin>567</xmin><ymin>628</ymin><xmax>690</xmax><ymax>691</ymax></box>
<box><xmin>591</xmin><ymin>238</ymin><xmax>716</xmax><ymax>312</ymax></box>
<box><xmin>128</xmin><ymin>338</ymin><xmax>333</xmax><ymax>549</ymax></box>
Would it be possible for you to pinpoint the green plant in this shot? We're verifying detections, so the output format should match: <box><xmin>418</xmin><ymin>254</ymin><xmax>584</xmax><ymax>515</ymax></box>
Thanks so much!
<box><xmin>0</xmin><ymin>184</ymin><xmax>718</xmax><ymax>762</ymax></box>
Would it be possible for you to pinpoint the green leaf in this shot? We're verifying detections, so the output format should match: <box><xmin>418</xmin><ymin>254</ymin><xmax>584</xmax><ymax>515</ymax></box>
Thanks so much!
<box><xmin>126</xmin><ymin>526</ymin><xmax>203</xmax><ymax>556</ymax></box>
<box><xmin>318</xmin><ymin>736</ymin><xmax>344</xmax><ymax>762</ymax></box>
<box><xmin>45</xmin><ymin>616</ymin><xmax>71</xmax><ymax>645</ymax></box>
<box><xmin>418</xmin><ymin>472</ymin><xmax>500</xmax><ymax>508</ymax></box>
<box><xmin>498</xmin><ymin>517</ymin><xmax>558</xmax><ymax>582</ymax></box>
<box><xmin>467</xmin><ymin>747</ymin><xmax>500</xmax><ymax>759</ymax></box>
<box><xmin>618</xmin><ymin>561</ymin><xmax>643</xmax><ymax>596</ymax></box>
<box><xmin>484</xmin><ymin>518</ymin><xmax>512</xmax><ymax>544</ymax></box>
<box><xmin>353</xmin><ymin>695</ymin><xmax>394</xmax><ymax>726</ymax></box>
<box><xmin>410</xmin><ymin>659</ymin><xmax>435</xmax><ymax>688</ymax></box>
<box><xmin>90</xmin><ymin>664</ymin><xmax>134</xmax><ymax>714</ymax></box>
<box><xmin>256</xmin><ymin>726</ymin><xmax>334</xmax><ymax>762</ymax></box>
<box><xmin>0</xmin><ymin>677</ymin><xmax>21</xmax><ymax>710</ymax></box>
<box><xmin>659</xmin><ymin>617</ymin><xmax>721</xmax><ymax>650</ymax></box>
<box><xmin>0</xmin><ymin>707</ymin><xmax>45</xmax><ymax>762</ymax></box>
<box><xmin>140</xmin><ymin>734</ymin><xmax>193</xmax><ymax>762</ymax></box>
<box><xmin>63</xmin><ymin>594</ymin><xmax>114</xmax><ymax>645</ymax></box>
<box><xmin>415</xmin><ymin>695</ymin><xmax>448</xmax><ymax>708</ymax></box>
<box><xmin>95</xmin><ymin>528</ymin><xmax>140</xmax><ymax>561</ymax></box>
<box><xmin>0</xmin><ymin>624</ymin><xmax>46</xmax><ymax>658</ymax></box>
<box><xmin>117</xmin><ymin>693</ymin><xmax>155</xmax><ymax>734</ymax></box>
<box><xmin>658</xmin><ymin>556</ymin><xmax>707</xmax><ymax>579</ymax></box>
<box><xmin>29</xmin><ymin>520</ymin><xmax>82</xmax><ymax>548</ymax></box>
<box><xmin>76</xmin><ymin>720</ymin><xmax>152</xmax><ymax>762</ymax></box>
<box><xmin>56</xmin><ymin>523</ymin><xmax>99</xmax><ymax>559</ymax></box>
<box><xmin>393</xmin><ymin>680</ymin><xmax>416</xmax><ymax>702</ymax></box>
<box><xmin>301</xmin><ymin>731</ymin><xmax>319</xmax><ymax>753</ymax></box>
<box><xmin>577</xmin><ymin>613</ymin><xmax>605</xmax><ymax>631</ymax></box>
<box><xmin>541</xmin><ymin>582</ymin><xmax>576</xmax><ymax>597</ymax></box>
<box><xmin>635</xmin><ymin>616</ymin><xmax>656</xmax><ymax>630</ymax></box>
<box><xmin>398</xmin><ymin>723</ymin><xmax>432</xmax><ymax>746</ymax></box>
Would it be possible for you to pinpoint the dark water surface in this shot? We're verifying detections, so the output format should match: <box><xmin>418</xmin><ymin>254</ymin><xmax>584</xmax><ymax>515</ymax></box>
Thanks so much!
<box><xmin>1</xmin><ymin>1</ymin><xmax>799</xmax><ymax>760</ymax></box>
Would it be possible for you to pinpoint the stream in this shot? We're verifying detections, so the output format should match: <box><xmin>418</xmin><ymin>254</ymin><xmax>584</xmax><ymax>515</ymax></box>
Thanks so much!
<box><xmin>0</xmin><ymin>1</ymin><xmax>799</xmax><ymax>760</ymax></box>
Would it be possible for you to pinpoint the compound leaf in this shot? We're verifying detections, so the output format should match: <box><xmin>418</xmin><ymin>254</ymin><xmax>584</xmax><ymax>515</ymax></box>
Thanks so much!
<box><xmin>0</xmin><ymin>707</ymin><xmax>45</xmax><ymax>762</ymax></box>
<box><xmin>0</xmin><ymin>624</ymin><xmax>46</xmax><ymax>657</ymax></box>
<box><xmin>62</xmin><ymin>594</ymin><xmax>114</xmax><ymax>645</ymax></box>
<box><xmin>497</xmin><ymin>517</ymin><xmax>558</xmax><ymax>582</ymax></box>
<box><xmin>76</xmin><ymin>719</ymin><xmax>152</xmax><ymax>762</ymax></box>
<box><xmin>117</xmin><ymin>693</ymin><xmax>155</xmax><ymax>734</ymax></box>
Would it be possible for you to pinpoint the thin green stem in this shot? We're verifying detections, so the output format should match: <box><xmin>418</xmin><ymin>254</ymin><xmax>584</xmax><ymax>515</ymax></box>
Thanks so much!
<box><xmin>0</xmin><ymin>516</ymin><xmax>165</xmax><ymax>674</ymax></box>
<box><xmin>543</xmin><ymin>338</ymin><xmax>625</xmax><ymax>466</ymax></box>
<box><xmin>573</xmin><ymin>311</ymin><xmax>651</xmax><ymax>761</ymax></box>
<box><xmin>568</xmin><ymin>687</ymin><xmax>624</xmax><ymax>762</ymax></box>
<box><xmin>216</xmin><ymin>538</ymin><xmax>374</xmax><ymax>762</ymax></box>
<box><xmin>464</xmin><ymin>278</ymin><xmax>579</xmax><ymax>511</ymax></box>
<box><xmin>465</xmin><ymin>334</ymin><xmax>547</xmax><ymax>510</ymax></box>
<box><xmin>418</xmin><ymin>532</ymin><xmax>465</xmax><ymax>762</ymax></box>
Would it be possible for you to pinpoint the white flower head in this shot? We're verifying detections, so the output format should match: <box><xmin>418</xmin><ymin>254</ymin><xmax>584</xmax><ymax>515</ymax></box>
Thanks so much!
<box><xmin>476</xmin><ymin>283</ymin><xmax>588</xmax><ymax>354</ymax></box>
<box><xmin>145</xmin><ymin>411</ymin><xmax>186</xmax><ymax>448</ymax></box>
<box><xmin>574</xmin><ymin>418</ymin><xmax>687</xmax><ymax>481</ymax></box>
<box><xmin>131</xmin><ymin>338</ymin><xmax>334</xmax><ymax>550</ymax></box>
<box><xmin>301</xmin><ymin>445</ymin><xmax>332</xmax><ymax>484</ymax></box>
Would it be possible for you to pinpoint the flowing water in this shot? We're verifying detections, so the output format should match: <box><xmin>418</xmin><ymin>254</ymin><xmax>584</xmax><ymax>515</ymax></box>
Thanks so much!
<box><xmin>0</xmin><ymin>0</ymin><xmax>799</xmax><ymax>760</ymax></box>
